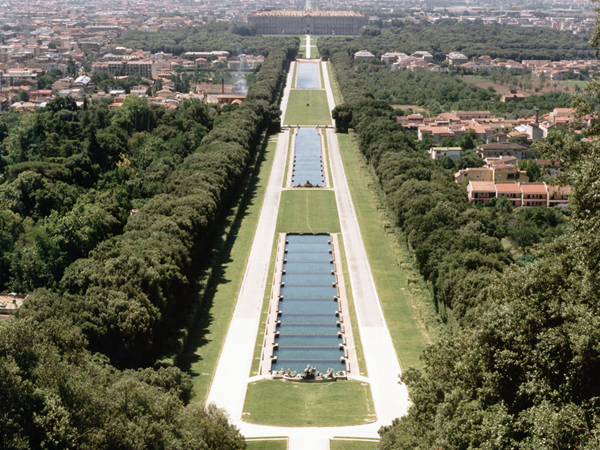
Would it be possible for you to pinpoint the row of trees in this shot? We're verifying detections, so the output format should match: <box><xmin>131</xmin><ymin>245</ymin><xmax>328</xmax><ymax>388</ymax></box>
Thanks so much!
<box><xmin>348</xmin><ymin>63</ymin><xmax>573</xmax><ymax>118</ymax></box>
<box><xmin>115</xmin><ymin>22</ymin><xmax>281</xmax><ymax>57</ymax></box>
<box><xmin>329</xmin><ymin>48</ymin><xmax>566</xmax><ymax>333</ymax></box>
<box><xmin>319</xmin><ymin>21</ymin><xmax>594</xmax><ymax>62</ymax></box>
<box><xmin>328</xmin><ymin>24</ymin><xmax>600</xmax><ymax>449</ymax></box>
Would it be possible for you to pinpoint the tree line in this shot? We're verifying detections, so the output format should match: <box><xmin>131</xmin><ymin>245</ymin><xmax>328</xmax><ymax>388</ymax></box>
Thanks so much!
<box><xmin>0</xmin><ymin>36</ymin><xmax>298</xmax><ymax>448</ymax></box>
<box><xmin>327</xmin><ymin>30</ymin><xmax>600</xmax><ymax>450</ymax></box>
<box><xmin>319</xmin><ymin>21</ymin><xmax>594</xmax><ymax>62</ymax></box>
<box><xmin>115</xmin><ymin>22</ymin><xmax>277</xmax><ymax>57</ymax></box>
<box><xmin>349</xmin><ymin>62</ymin><xmax>573</xmax><ymax>118</ymax></box>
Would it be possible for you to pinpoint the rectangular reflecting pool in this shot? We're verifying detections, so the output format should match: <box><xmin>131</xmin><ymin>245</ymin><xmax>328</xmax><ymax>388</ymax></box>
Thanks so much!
<box><xmin>292</xmin><ymin>128</ymin><xmax>324</xmax><ymax>187</ymax></box>
<box><xmin>272</xmin><ymin>233</ymin><xmax>347</xmax><ymax>374</ymax></box>
<box><xmin>296</xmin><ymin>62</ymin><xmax>321</xmax><ymax>89</ymax></box>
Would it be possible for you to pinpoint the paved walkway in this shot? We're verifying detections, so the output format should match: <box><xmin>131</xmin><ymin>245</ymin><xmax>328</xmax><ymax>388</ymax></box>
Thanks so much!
<box><xmin>205</xmin><ymin>128</ymin><xmax>289</xmax><ymax>419</ymax></box>
<box><xmin>306</xmin><ymin>34</ymin><xmax>311</xmax><ymax>58</ymax></box>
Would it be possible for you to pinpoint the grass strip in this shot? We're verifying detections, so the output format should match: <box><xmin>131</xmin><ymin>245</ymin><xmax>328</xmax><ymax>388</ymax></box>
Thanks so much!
<box><xmin>276</xmin><ymin>190</ymin><xmax>340</xmax><ymax>234</ymax></box>
<box><xmin>246</xmin><ymin>439</ymin><xmax>288</xmax><ymax>450</ymax></box>
<box><xmin>330</xmin><ymin>439</ymin><xmax>379</xmax><ymax>450</ymax></box>
<box><xmin>321</xmin><ymin>129</ymin><xmax>333</xmax><ymax>188</ymax></box>
<box><xmin>179</xmin><ymin>135</ymin><xmax>279</xmax><ymax>401</ymax></box>
<box><xmin>292</xmin><ymin>62</ymin><xmax>298</xmax><ymax>89</ymax></box>
<box><xmin>326</xmin><ymin>61</ymin><xmax>343</xmax><ymax>106</ymax></box>
<box><xmin>243</xmin><ymin>379</ymin><xmax>376</xmax><ymax>427</ymax></box>
<box><xmin>283</xmin><ymin>90</ymin><xmax>332</xmax><ymax>126</ymax></box>
<box><xmin>282</xmin><ymin>128</ymin><xmax>293</xmax><ymax>188</ymax></box>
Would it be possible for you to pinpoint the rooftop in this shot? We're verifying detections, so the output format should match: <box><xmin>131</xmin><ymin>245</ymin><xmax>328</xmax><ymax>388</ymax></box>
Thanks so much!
<box><xmin>469</xmin><ymin>181</ymin><xmax>496</xmax><ymax>191</ymax></box>
<box><xmin>249</xmin><ymin>10</ymin><xmax>365</xmax><ymax>17</ymax></box>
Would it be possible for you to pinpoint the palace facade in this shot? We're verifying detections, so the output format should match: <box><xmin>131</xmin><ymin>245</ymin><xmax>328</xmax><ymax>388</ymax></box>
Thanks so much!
<box><xmin>248</xmin><ymin>10</ymin><xmax>368</xmax><ymax>35</ymax></box>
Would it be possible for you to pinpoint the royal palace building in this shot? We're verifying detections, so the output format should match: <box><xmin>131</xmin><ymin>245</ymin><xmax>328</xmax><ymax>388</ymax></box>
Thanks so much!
<box><xmin>248</xmin><ymin>10</ymin><xmax>368</xmax><ymax>35</ymax></box>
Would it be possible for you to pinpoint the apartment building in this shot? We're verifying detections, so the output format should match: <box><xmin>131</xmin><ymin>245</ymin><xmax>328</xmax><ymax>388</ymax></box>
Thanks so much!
<box><xmin>467</xmin><ymin>181</ymin><xmax>569</xmax><ymax>207</ymax></box>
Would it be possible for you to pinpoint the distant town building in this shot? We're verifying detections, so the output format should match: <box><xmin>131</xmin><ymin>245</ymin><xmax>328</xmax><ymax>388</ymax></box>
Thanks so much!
<box><xmin>476</xmin><ymin>142</ymin><xmax>533</xmax><ymax>160</ymax></box>
<box><xmin>467</xmin><ymin>181</ymin><xmax>569</xmax><ymax>207</ymax></box>
<box><xmin>412</xmin><ymin>51</ymin><xmax>434</xmax><ymax>61</ymax></box>
<box><xmin>429</xmin><ymin>147</ymin><xmax>463</xmax><ymax>161</ymax></box>
<box><xmin>248</xmin><ymin>10</ymin><xmax>368</xmax><ymax>35</ymax></box>
<box><xmin>446</xmin><ymin>52</ymin><xmax>469</xmax><ymax>65</ymax></box>
<box><xmin>354</xmin><ymin>50</ymin><xmax>375</xmax><ymax>61</ymax></box>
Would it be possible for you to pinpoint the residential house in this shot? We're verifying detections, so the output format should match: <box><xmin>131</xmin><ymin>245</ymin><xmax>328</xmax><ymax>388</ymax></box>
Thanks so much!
<box><xmin>354</xmin><ymin>50</ymin><xmax>375</xmax><ymax>61</ymax></box>
<box><xmin>429</xmin><ymin>147</ymin><xmax>462</xmax><ymax>161</ymax></box>
<box><xmin>454</xmin><ymin>164</ymin><xmax>528</xmax><ymax>184</ymax></box>
<box><xmin>467</xmin><ymin>181</ymin><xmax>569</xmax><ymax>207</ymax></box>
<box><xmin>446</xmin><ymin>52</ymin><xmax>468</xmax><ymax>65</ymax></box>
<box><xmin>0</xmin><ymin>294</ymin><xmax>27</xmax><ymax>320</ymax></box>
<box><xmin>466</xmin><ymin>181</ymin><xmax>496</xmax><ymax>203</ymax></box>
<box><xmin>547</xmin><ymin>185</ymin><xmax>570</xmax><ymax>207</ymax></box>
<box><xmin>520</xmin><ymin>182</ymin><xmax>548</xmax><ymax>207</ymax></box>
<box><xmin>476</xmin><ymin>142</ymin><xmax>532</xmax><ymax>160</ymax></box>
<box><xmin>495</xmin><ymin>182</ymin><xmax>524</xmax><ymax>207</ymax></box>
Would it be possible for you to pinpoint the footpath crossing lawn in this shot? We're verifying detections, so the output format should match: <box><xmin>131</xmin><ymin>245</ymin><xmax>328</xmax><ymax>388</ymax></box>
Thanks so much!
<box><xmin>276</xmin><ymin>190</ymin><xmax>340</xmax><ymax>233</ymax></box>
<box><xmin>243</xmin><ymin>379</ymin><xmax>376</xmax><ymax>427</ymax></box>
<box><xmin>283</xmin><ymin>90</ymin><xmax>332</xmax><ymax>126</ymax></box>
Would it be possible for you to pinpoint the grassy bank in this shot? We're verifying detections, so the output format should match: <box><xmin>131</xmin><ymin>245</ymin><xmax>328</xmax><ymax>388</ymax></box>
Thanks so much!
<box><xmin>276</xmin><ymin>189</ymin><xmax>340</xmax><ymax>233</ymax></box>
<box><xmin>283</xmin><ymin>90</ymin><xmax>332</xmax><ymax>126</ymax></box>
<box><xmin>243</xmin><ymin>379</ymin><xmax>376</xmax><ymax>426</ymax></box>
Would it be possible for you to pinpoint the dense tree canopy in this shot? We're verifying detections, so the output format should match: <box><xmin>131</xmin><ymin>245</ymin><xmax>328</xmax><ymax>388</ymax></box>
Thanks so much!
<box><xmin>319</xmin><ymin>21</ymin><xmax>594</xmax><ymax>62</ymax></box>
<box><xmin>0</xmin><ymin>319</ymin><xmax>245</xmax><ymax>450</ymax></box>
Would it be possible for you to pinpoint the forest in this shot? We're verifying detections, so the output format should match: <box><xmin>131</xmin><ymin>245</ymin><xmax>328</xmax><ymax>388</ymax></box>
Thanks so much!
<box><xmin>0</xmin><ymin>35</ymin><xmax>298</xmax><ymax>448</ymax></box>
<box><xmin>319</xmin><ymin>21</ymin><xmax>594</xmax><ymax>62</ymax></box>
<box><xmin>350</xmin><ymin>63</ymin><xmax>574</xmax><ymax>117</ymax></box>
<box><xmin>114</xmin><ymin>22</ymin><xmax>270</xmax><ymax>56</ymax></box>
<box><xmin>327</xmin><ymin>27</ymin><xmax>600</xmax><ymax>450</ymax></box>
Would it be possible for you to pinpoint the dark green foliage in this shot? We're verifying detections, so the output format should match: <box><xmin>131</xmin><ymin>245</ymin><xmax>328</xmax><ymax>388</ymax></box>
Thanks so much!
<box><xmin>1</xmin><ymin>37</ymin><xmax>297</xmax><ymax>369</ymax></box>
<box><xmin>0</xmin><ymin>319</ymin><xmax>246</xmax><ymax>450</ymax></box>
<box><xmin>319</xmin><ymin>21</ymin><xmax>593</xmax><ymax>62</ymax></box>
<box><xmin>327</xmin><ymin>40</ymin><xmax>566</xmax><ymax>332</ymax></box>
<box><xmin>115</xmin><ymin>22</ymin><xmax>298</xmax><ymax>59</ymax></box>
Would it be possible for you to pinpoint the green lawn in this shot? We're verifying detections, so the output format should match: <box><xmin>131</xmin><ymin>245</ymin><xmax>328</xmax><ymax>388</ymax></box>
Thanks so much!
<box><xmin>336</xmin><ymin>133</ymin><xmax>432</xmax><ymax>370</ymax></box>
<box><xmin>283</xmin><ymin>90</ymin><xmax>332</xmax><ymax>126</ymax></box>
<box><xmin>246</xmin><ymin>439</ymin><xmax>288</xmax><ymax>450</ymax></box>
<box><xmin>326</xmin><ymin>62</ymin><xmax>343</xmax><ymax>106</ymax></box>
<box><xmin>179</xmin><ymin>135</ymin><xmax>279</xmax><ymax>402</ymax></box>
<box><xmin>243</xmin><ymin>379</ymin><xmax>376</xmax><ymax>426</ymax></box>
<box><xmin>330</xmin><ymin>439</ymin><xmax>379</xmax><ymax>450</ymax></box>
<box><xmin>276</xmin><ymin>190</ymin><xmax>340</xmax><ymax>233</ymax></box>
